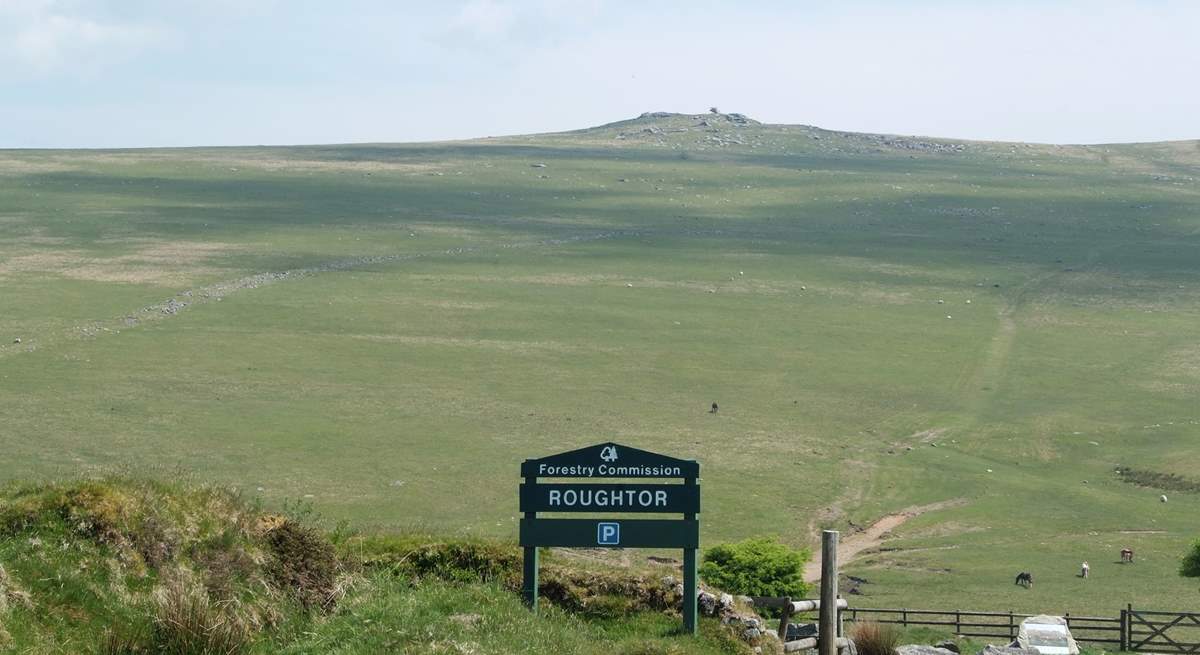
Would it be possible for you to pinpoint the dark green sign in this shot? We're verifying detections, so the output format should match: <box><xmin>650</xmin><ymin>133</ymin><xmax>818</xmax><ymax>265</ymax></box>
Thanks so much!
<box><xmin>519</xmin><ymin>483</ymin><xmax>700</xmax><ymax>514</ymax></box>
<box><xmin>520</xmin><ymin>442</ymin><xmax>699</xmax><ymax>479</ymax></box>
<box><xmin>520</xmin><ymin>518</ymin><xmax>699</xmax><ymax>548</ymax></box>
<box><xmin>519</xmin><ymin>442</ymin><xmax>700</xmax><ymax>635</ymax></box>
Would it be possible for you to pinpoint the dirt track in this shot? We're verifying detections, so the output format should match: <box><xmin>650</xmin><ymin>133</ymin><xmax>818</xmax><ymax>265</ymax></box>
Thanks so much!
<box><xmin>803</xmin><ymin>499</ymin><xmax>966</xmax><ymax>583</ymax></box>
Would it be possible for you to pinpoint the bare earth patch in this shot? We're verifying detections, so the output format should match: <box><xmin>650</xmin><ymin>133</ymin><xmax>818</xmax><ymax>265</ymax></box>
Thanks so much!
<box><xmin>804</xmin><ymin>498</ymin><xmax>967</xmax><ymax>582</ymax></box>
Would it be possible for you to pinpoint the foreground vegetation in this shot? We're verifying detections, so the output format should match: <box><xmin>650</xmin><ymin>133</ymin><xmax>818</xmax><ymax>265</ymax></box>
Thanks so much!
<box><xmin>0</xmin><ymin>477</ymin><xmax>751</xmax><ymax>654</ymax></box>
<box><xmin>1</xmin><ymin>112</ymin><xmax>1199</xmax><ymax>614</ymax></box>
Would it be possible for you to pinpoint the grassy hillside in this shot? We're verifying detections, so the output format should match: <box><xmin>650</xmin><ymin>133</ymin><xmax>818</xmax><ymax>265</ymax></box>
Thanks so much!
<box><xmin>0</xmin><ymin>477</ymin><xmax>751</xmax><ymax>654</ymax></box>
<box><xmin>2</xmin><ymin>112</ymin><xmax>1199</xmax><ymax>616</ymax></box>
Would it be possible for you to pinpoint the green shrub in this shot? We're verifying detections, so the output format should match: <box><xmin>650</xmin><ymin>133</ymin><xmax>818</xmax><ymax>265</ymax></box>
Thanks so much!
<box><xmin>1181</xmin><ymin>539</ymin><xmax>1200</xmax><ymax>578</ymax></box>
<box><xmin>698</xmin><ymin>537</ymin><xmax>810</xmax><ymax>598</ymax></box>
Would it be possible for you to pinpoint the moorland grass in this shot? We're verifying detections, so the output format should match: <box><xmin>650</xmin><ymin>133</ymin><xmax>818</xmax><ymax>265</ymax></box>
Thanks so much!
<box><xmin>1</xmin><ymin>114</ymin><xmax>1198</xmax><ymax>616</ymax></box>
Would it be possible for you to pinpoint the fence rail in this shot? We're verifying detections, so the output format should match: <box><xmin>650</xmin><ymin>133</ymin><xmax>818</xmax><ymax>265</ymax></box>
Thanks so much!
<box><xmin>845</xmin><ymin>607</ymin><xmax>1132</xmax><ymax>650</ymax></box>
<box><xmin>1127</xmin><ymin>606</ymin><xmax>1200</xmax><ymax>653</ymax></box>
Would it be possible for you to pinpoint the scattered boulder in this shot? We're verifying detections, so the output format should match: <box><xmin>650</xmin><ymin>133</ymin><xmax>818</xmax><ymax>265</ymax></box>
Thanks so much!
<box><xmin>698</xmin><ymin>590</ymin><xmax>718</xmax><ymax>616</ymax></box>
<box><xmin>161</xmin><ymin>299</ymin><xmax>188</xmax><ymax>315</ymax></box>
<box><xmin>719</xmin><ymin>593</ymin><xmax>734</xmax><ymax>612</ymax></box>
<box><xmin>898</xmin><ymin>646</ymin><xmax>957</xmax><ymax>655</ymax></box>
<box><xmin>530</xmin><ymin>163</ymin><xmax>547</xmax><ymax>168</ymax></box>
<box><xmin>936</xmin><ymin>641</ymin><xmax>961</xmax><ymax>653</ymax></box>
<box><xmin>978</xmin><ymin>646</ymin><xmax>1040</xmax><ymax>655</ymax></box>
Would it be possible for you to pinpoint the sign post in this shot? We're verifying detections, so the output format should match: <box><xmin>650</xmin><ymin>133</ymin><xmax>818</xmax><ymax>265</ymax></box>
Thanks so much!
<box><xmin>519</xmin><ymin>442</ymin><xmax>700</xmax><ymax>634</ymax></box>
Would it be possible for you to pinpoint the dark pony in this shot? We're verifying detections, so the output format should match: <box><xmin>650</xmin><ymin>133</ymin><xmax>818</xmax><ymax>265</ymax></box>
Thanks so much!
<box><xmin>1015</xmin><ymin>571</ymin><xmax>1033</xmax><ymax>588</ymax></box>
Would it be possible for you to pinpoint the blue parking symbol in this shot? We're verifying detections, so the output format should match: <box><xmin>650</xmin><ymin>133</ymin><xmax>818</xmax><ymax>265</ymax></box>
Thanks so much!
<box><xmin>597</xmin><ymin>522</ymin><xmax>620</xmax><ymax>545</ymax></box>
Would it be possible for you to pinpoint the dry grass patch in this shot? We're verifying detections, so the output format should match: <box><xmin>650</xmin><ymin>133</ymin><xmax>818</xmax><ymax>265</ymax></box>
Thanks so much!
<box><xmin>0</xmin><ymin>240</ymin><xmax>243</xmax><ymax>285</ymax></box>
<box><xmin>851</xmin><ymin>619</ymin><xmax>900</xmax><ymax>655</ymax></box>
<box><xmin>346</xmin><ymin>333</ymin><xmax>617</xmax><ymax>355</ymax></box>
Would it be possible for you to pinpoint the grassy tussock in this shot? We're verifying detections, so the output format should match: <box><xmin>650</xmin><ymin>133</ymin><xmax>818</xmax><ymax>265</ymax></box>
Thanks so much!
<box><xmin>0</xmin><ymin>476</ymin><xmax>346</xmax><ymax>653</ymax></box>
<box><xmin>852</xmin><ymin>620</ymin><xmax>901</xmax><ymax>655</ymax></box>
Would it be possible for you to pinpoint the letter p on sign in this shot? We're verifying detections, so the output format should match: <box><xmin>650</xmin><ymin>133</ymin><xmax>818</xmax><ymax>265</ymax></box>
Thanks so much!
<box><xmin>597</xmin><ymin>522</ymin><xmax>620</xmax><ymax>545</ymax></box>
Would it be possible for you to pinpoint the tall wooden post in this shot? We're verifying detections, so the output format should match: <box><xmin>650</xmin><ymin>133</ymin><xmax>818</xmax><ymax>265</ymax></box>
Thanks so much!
<box><xmin>1122</xmin><ymin>604</ymin><xmax>1132</xmax><ymax>652</ymax></box>
<box><xmin>682</xmin><ymin>473</ymin><xmax>699</xmax><ymax>635</ymax></box>
<box><xmin>522</xmin><ymin>474</ymin><xmax>539</xmax><ymax>611</ymax></box>
<box><xmin>820</xmin><ymin>530</ymin><xmax>839</xmax><ymax>655</ymax></box>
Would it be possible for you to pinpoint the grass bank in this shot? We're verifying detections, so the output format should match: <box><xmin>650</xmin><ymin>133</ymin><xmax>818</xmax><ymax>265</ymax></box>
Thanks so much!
<box><xmin>0</xmin><ymin>476</ymin><xmax>752</xmax><ymax>654</ymax></box>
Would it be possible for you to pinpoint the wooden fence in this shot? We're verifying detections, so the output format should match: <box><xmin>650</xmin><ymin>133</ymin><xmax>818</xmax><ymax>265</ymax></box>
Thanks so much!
<box><xmin>1126</xmin><ymin>606</ymin><xmax>1200</xmax><ymax>653</ymax></box>
<box><xmin>845</xmin><ymin>607</ymin><xmax>1143</xmax><ymax>651</ymax></box>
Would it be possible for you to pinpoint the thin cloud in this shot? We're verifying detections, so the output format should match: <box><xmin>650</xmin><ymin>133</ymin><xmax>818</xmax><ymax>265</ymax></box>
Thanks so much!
<box><xmin>0</xmin><ymin>0</ymin><xmax>168</xmax><ymax>76</ymax></box>
<box><xmin>441</xmin><ymin>0</ymin><xmax>604</xmax><ymax>47</ymax></box>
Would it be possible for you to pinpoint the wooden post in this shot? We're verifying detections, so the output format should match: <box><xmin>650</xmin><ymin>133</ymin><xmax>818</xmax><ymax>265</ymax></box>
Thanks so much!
<box><xmin>819</xmin><ymin>530</ymin><xmax>839</xmax><ymax>655</ymax></box>
<box><xmin>682</xmin><ymin>474</ymin><xmax>699</xmax><ymax>635</ymax></box>
<box><xmin>778</xmin><ymin>597</ymin><xmax>793</xmax><ymax>641</ymax></box>
<box><xmin>1123</xmin><ymin>604</ymin><xmax>1132</xmax><ymax>652</ymax></box>
<box><xmin>956</xmin><ymin>609</ymin><xmax>961</xmax><ymax>635</ymax></box>
<box><xmin>1009</xmin><ymin>610</ymin><xmax>1015</xmax><ymax>639</ymax></box>
<box><xmin>1119</xmin><ymin>607</ymin><xmax>1127</xmax><ymax>652</ymax></box>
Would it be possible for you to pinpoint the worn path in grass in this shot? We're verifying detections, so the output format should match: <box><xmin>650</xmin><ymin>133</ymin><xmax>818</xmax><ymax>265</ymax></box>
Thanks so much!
<box><xmin>804</xmin><ymin>499</ymin><xmax>968</xmax><ymax>583</ymax></box>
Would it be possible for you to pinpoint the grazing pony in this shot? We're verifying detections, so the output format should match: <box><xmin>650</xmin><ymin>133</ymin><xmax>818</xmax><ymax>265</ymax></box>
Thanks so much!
<box><xmin>1121</xmin><ymin>548</ymin><xmax>1134</xmax><ymax>563</ymax></box>
<box><xmin>1015</xmin><ymin>571</ymin><xmax>1034</xmax><ymax>588</ymax></box>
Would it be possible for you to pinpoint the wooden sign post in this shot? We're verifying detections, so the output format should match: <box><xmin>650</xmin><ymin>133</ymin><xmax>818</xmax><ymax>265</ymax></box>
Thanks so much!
<box><xmin>520</xmin><ymin>442</ymin><xmax>701</xmax><ymax>634</ymax></box>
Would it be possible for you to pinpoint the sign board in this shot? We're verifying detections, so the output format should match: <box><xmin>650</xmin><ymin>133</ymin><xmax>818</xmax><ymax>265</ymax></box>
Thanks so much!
<box><xmin>520</xmin><ymin>442</ymin><xmax>700</xmax><ymax>478</ymax></box>
<box><xmin>519</xmin><ymin>442</ymin><xmax>700</xmax><ymax>634</ymax></box>
<box><xmin>1018</xmin><ymin>615</ymin><xmax>1080</xmax><ymax>655</ymax></box>
<box><xmin>519</xmin><ymin>483</ymin><xmax>700</xmax><ymax>514</ymax></box>
<box><xmin>521</xmin><ymin>518</ymin><xmax>698</xmax><ymax>548</ymax></box>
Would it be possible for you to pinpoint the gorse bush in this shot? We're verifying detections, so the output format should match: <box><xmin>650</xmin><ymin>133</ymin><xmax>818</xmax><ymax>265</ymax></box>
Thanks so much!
<box><xmin>265</xmin><ymin>519</ymin><xmax>341</xmax><ymax>610</ymax></box>
<box><xmin>1181</xmin><ymin>539</ymin><xmax>1200</xmax><ymax>578</ymax></box>
<box><xmin>851</xmin><ymin>620</ymin><xmax>900</xmax><ymax>655</ymax></box>
<box><xmin>698</xmin><ymin>537</ymin><xmax>810</xmax><ymax>598</ymax></box>
<box><xmin>1116</xmin><ymin>467</ymin><xmax>1200</xmax><ymax>493</ymax></box>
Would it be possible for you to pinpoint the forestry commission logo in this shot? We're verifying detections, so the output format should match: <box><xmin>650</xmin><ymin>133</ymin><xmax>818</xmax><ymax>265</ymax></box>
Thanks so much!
<box><xmin>600</xmin><ymin>445</ymin><xmax>619</xmax><ymax>462</ymax></box>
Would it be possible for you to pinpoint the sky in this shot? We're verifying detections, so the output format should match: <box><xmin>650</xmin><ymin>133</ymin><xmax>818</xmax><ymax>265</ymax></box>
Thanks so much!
<box><xmin>1</xmin><ymin>0</ymin><xmax>1198</xmax><ymax>148</ymax></box>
